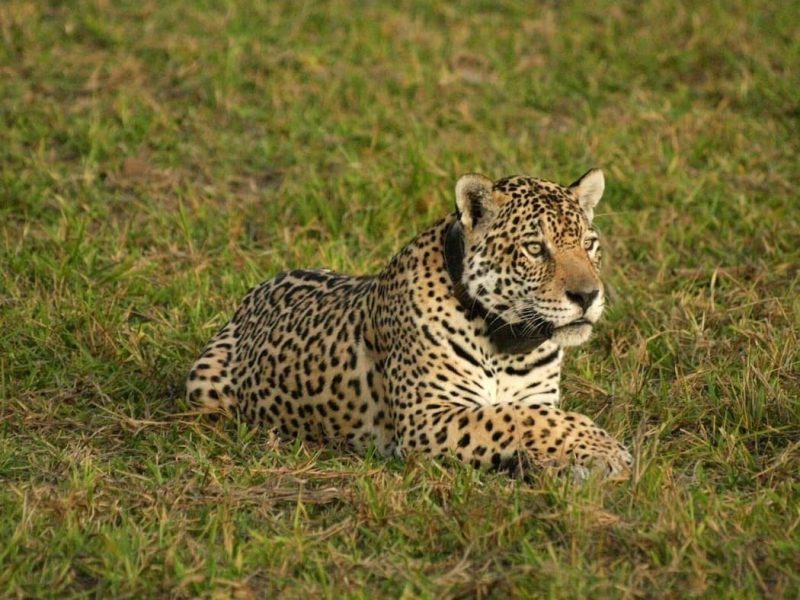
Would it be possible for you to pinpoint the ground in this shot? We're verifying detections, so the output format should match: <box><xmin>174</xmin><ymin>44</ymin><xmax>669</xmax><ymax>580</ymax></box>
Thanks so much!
<box><xmin>1</xmin><ymin>1</ymin><xmax>799</xmax><ymax>598</ymax></box>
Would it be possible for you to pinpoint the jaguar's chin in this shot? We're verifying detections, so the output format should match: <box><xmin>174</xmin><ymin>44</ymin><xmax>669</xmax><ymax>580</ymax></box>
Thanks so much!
<box><xmin>549</xmin><ymin>319</ymin><xmax>594</xmax><ymax>347</ymax></box>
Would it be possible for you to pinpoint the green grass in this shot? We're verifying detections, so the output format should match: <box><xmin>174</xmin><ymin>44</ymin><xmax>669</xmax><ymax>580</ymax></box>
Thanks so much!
<box><xmin>1</xmin><ymin>0</ymin><xmax>799</xmax><ymax>597</ymax></box>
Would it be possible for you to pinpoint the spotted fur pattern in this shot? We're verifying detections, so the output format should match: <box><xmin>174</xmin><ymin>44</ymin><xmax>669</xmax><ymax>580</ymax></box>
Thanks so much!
<box><xmin>187</xmin><ymin>170</ymin><xmax>633</xmax><ymax>478</ymax></box>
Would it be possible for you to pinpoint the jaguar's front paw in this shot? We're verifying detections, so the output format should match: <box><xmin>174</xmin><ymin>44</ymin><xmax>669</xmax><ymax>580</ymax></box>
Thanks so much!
<box><xmin>571</xmin><ymin>443</ymin><xmax>633</xmax><ymax>481</ymax></box>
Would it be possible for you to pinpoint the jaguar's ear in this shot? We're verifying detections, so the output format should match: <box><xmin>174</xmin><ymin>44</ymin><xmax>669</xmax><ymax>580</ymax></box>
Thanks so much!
<box><xmin>569</xmin><ymin>168</ymin><xmax>604</xmax><ymax>223</ymax></box>
<box><xmin>455</xmin><ymin>174</ymin><xmax>495</xmax><ymax>231</ymax></box>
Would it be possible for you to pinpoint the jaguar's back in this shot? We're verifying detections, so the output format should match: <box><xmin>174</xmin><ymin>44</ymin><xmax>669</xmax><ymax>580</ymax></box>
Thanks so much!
<box><xmin>187</xmin><ymin>269</ymin><xmax>395</xmax><ymax>451</ymax></box>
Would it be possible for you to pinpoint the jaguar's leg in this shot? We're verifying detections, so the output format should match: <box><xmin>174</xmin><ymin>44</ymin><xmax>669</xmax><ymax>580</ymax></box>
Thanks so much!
<box><xmin>399</xmin><ymin>400</ymin><xmax>632</xmax><ymax>479</ymax></box>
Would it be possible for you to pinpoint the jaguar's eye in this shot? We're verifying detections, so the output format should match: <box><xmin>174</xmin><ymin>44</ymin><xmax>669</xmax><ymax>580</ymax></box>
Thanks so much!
<box><xmin>583</xmin><ymin>238</ymin><xmax>598</xmax><ymax>252</ymax></box>
<box><xmin>525</xmin><ymin>242</ymin><xmax>545</xmax><ymax>257</ymax></box>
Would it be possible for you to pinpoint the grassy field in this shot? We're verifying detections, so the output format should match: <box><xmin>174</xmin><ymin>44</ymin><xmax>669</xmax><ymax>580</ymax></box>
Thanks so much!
<box><xmin>1</xmin><ymin>0</ymin><xmax>799</xmax><ymax>597</ymax></box>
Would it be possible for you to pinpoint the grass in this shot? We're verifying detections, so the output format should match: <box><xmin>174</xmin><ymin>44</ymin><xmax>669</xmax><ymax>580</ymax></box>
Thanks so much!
<box><xmin>1</xmin><ymin>0</ymin><xmax>799</xmax><ymax>597</ymax></box>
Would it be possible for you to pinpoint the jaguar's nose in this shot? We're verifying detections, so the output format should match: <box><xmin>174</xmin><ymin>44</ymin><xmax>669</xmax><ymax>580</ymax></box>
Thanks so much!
<box><xmin>566</xmin><ymin>288</ymin><xmax>599</xmax><ymax>312</ymax></box>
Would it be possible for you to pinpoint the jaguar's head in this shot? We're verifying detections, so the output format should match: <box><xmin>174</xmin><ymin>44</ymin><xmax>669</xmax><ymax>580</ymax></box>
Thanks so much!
<box><xmin>454</xmin><ymin>169</ymin><xmax>606</xmax><ymax>348</ymax></box>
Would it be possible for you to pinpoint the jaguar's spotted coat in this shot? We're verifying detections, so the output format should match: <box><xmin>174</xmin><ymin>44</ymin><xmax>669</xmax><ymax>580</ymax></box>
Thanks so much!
<box><xmin>187</xmin><ymin>169</ymin><xmax>633</xmax><ymax>478</ymax></box>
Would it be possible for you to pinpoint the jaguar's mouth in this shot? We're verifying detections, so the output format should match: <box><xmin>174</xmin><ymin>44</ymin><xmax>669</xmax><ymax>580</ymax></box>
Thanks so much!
<box><xmin>547</xmin><ymin>318</ymin><xmax>596</xmax><ymax>348</ymax></box>
<box><xmin>553</xmin><ymin>318</ymin><xmax>593</xmax><ymax>332</ymax></box>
